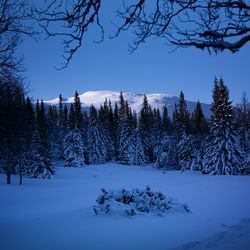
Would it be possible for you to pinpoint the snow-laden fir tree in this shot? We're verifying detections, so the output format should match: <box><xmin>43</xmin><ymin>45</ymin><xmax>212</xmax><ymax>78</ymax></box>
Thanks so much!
<box><xmin>99</xmin><ymin>99</ymin><xmax>115</xmax><ymax>161</ymax></box>
<box><xmin>152</xmin><ymin>108</ymin><xmax>164</xmax><ymax>161</ymax></box>
<box><xmin>63</xmin><ymin>127</ymin><xmax>85</xmax><ymax>167</ymax></box>
<box><xmin>235</xmin><ymin>92</ymin><xmax>249</xmax><ymax>156</ymax></box>
<box><xmin>28</xmin><ymin>101</ymin><xmax>54</xmax><ymax>179</ymax></box>
<box><xmin>203</xmin><ymin>78</ymin><xmax>243</xmax><ymax>175</ymax></box>
<box><xmin>133</xmin><ymin>129</ymin><xmax>146</xmax><ymax>166</ymax></box>
<box><xmin>190</xmin><ymin>101</ymin><xmax>208</xmax><ymax>135</ymax></box>
<box><xmin>177</xmin><ymin>132</ymin><xmax>195</xmax><ymax>171</ymax></box>
<box><xmin>162</xmin><ymin>105</ymin><xmax>172</xmax><ymax>136</ymax></box>
<box><xmin>138</xmin><ymin>95</ymin><xmax>154</xmax><ymax>162</ymax></box>
<box><xmin>87</xmin><ymin>105</ymin><xmax>107</xmax><ymax>164</ymax></box>
<box><xmin>50</xmin><ymin>94</ymin><xmax>66</xmax><ymax>160</ymax></box>
<box><xmin>117</xmin><ymin>98</ymin><xmax>137</xmax><ymax>165</ymax></box>
<box><xmin>173</xmin><ymin>91</ymin><xmax>190</xmax><ymax>134</ymax></box>
<box><xmin>74</xmin><ymin>91</ymin><xmax>83</xmax><ymax>130</ymax></box>
<box><xmin>29</xmin><ymin>126</ymin><xmax>55</xmax><ymax>178</ymax></box>
<box><xmin>189</xmin><ymin>102</ymin><xmax>208</xmax><ymax>171</ymax></box>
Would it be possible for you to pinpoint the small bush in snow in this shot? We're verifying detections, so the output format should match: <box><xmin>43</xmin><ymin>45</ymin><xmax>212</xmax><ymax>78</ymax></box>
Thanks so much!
<box><xmin>93</xmin><ymin>186</ymin><xmax>190</xmax><ymax>216</ymax></box>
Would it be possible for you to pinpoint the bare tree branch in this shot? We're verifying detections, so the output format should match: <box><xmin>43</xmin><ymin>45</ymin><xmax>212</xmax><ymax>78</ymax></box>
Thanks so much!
<box><xmin>0</xmin><ymin>0</ymin><xmax>36</xmax><ymax>77</ymax></box>
<box><xmin>34</xmin><ymin>0</ymin><xmax>250</xmax><ymax>68</ymax></box>
<box><xmin>34</xmin><ymin>0</ymin><xmax>103</xmax><ymax>69</ymax></box>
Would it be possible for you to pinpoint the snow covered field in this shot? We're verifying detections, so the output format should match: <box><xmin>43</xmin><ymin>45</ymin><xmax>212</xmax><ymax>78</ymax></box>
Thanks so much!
<box><xmin>1</xmin><ymin>163</ymin><xmax>250</xmax><ymax>250</ymax></box>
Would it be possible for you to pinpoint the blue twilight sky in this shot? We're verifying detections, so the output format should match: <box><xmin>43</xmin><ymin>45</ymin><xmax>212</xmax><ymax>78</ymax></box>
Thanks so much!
<box><xmin>18</xmin><ymin>1</ymin><xmax>250</xmax><ymax>105</ymax></box>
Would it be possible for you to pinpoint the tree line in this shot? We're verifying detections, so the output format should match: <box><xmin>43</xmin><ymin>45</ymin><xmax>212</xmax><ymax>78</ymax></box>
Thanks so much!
<box><xmin>0</xmin><ymin>77</ymin><xmax>249</xmax><ymax>184</ymax></box>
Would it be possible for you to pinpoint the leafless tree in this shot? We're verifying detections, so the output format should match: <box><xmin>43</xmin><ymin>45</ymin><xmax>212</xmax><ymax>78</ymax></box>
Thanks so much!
<box><xmin>0</xmin><ymin>0</ymin><xmax>35</xmax><ymax>76</ymax></box>
<box><xmin>35</xmin><ymin>0</ymin><xmax>250</xmax><ymax>68</ymax></box>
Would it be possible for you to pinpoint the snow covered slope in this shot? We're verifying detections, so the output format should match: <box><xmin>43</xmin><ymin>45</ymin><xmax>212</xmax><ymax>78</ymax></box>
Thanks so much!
<box><xmin>44</xmin><ymin>90</ymin><xmax>211</xmax><ymax>117</ymax></box>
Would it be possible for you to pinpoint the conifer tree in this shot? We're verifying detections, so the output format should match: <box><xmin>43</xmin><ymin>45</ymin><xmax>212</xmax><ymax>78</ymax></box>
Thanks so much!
<box><xmin>99</xmin><ymin>99</ymin><xmax>115</xmax><ymax>161</ymax></box>
<box><xmin>21</xmin><ymin>97</ymin><xmax>35</xmax><ymax>178</ymax></box>
<box><xmin>133</xmin><ymin>129</ymin><xmax>146</xmax><ymax>165</ymax></box>
<box><xmin>74</xmin><ymin>91</ymin><xmax>82</xmax><ymax>130</ymax></box>
<box><xmin>171</xmin><ymin>91</ymin><xmax>191</xmax><ymax>169</ymax></box>
<box><xmin>117</xmin><ymin>101</ymin><xmax>137</xmax><ymax>165</ymax></box>
<box><xmin>175</xmin><ymin>91</ymin><xmax>190</xmax><ymax>133</ymax></box>
<box><xmin>81</xmin><ymin>110</ymin><xmax>89</xmax><ymax>153</ymax></box>
<box><xmin>203</xmin><ymin>78</ymin><xmax>243</xmax><ymax>175</ymax></box>
<box><xmin>69</xmin><ymin>103</ymin><xmax>76</xmax><ymax>130</ymax></box>
<box><xmin>29</xmin><ymin>124</ymin><xmax>55</xmax><ymax>178</ymax></box>
<box><xmin>58</xmin><ymin>94</ymin><xmax>63</xmax><ymax>126</ymax></box>
<box><xmin>63</xmin><ymin>127</ymin><xmax>85</xmax><ymax>167</ymax></box>
<box><xmin>152</xmin><ymin>108</ymin><xmax>163</xmax><ymax>160</ymax></box>
<box><xmin>30</xmin><ymin>100</ymin><xmax>54</xmax><ymax>178</ymax></box>
<box><xmin>162</xmin><ymin>105</ymin><xmax>171</xmax><ymax>135</ymax></box>
<box><xmin>87</xmin><ymin>105</ymin><xmax>106</xmax><ymax>164</ymax></box>
<box><xmin>177</xmin><ymin>133</ymin><xmax>195</xmax><ymax>171</ymax></box>
<box><xmin>235</xmin><ymin>92</ymin><xmax>249</xmax><ymax>155</ymax></box>
<box><xmin>138</xmin><ymin>95</ymin><xmax>154</xmax><ymax>162</ymax></box>
<box><xmin>63</xmin><ymin>104</ymin><xmax>68</xmax><ymax>127</ymax></box>
<box><xmin>113</xmin><ymin>102</ymin><xmax>119</xmax><ymax>159</ymax></box>
<box><xmin>191</xmin><ymin>101</ymin><xmax>208</xmax><ymax>135</ymax></box>
<box><xmin>0</xmin><ymin>78</ymin><xmax>28</xmax><ymax>184</ymax></box>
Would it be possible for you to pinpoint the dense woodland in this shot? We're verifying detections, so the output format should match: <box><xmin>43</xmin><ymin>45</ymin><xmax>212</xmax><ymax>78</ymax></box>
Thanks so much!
<box><xmin>0</xmin><ymin>76</ymin><xmax>249</xmax><ymax>184</ymax></box>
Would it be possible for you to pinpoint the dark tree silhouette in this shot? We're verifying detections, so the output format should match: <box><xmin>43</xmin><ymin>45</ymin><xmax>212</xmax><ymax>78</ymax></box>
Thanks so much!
<box><xmin>0</xmin><ymin>0</ymin><xmax>35</xmax><ymax>76</ymax></box>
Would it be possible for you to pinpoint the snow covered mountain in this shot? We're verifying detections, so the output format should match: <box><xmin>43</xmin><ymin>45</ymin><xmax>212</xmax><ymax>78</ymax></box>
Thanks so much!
<box><xmin>44</xmin><ymin>90</ymin><xmax>211</xmax><ymax>117</ymax></box>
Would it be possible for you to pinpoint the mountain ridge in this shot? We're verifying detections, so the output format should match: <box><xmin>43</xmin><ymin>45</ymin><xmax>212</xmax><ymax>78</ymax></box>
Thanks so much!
<box><xmin>44</xmin><ymin>90</ymin><xmax>211</xmax><ymax>117</ymax></box>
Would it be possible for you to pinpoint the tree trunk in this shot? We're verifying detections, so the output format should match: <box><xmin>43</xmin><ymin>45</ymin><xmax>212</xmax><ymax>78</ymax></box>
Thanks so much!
<box><xmin>19</xmin><ymin>168</ymin><xmax>22</xmax><ymax>185</ymax></box>
<box><xmin>6</xmin><ymin>150</ymin><xmax>11</xmax><ymax>184</ymax></box>
<box><xmin>7</xmin><ymin>170</ymin><xmax>11</xmax><ymax>184</ymax></box>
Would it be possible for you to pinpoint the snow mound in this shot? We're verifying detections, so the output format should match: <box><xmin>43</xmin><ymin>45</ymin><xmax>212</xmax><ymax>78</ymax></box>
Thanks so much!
<box><xmin>93</xmin><ymin>186</ymin><xmax>190</xmax><ymax>217</ymax></box>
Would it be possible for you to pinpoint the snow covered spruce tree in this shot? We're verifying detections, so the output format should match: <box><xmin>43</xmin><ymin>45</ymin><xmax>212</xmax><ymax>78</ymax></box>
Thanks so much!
<box><xmin>138</xmin><ymin>95</ymin><xmax>154</xmax><ymax>163</ymax></box>
<box><xmin>203</xmin><ymin>78</ymin><xmax>244</xmax><ymax>175</ymax></box>
<box><xmin>99</xmin><ymin>99</ymin><xmax>115</xmax><ymax>161</ymax></box>
<box><xmin>188</xmin><ymin>101</ymin><xmax>208</xmax><ymax>171</ymax></box>
<box><xmin>29</xmin><ymin>101</ymin><xmax>55</xmax><ymax>179</ymax></box>
<box><xmin>235</xmin><ymin>92</ymin><xmax>250</xmax><ymax>167</ymax></box>
<box><xmin>172</xmin><ymin>91</ymin><xmax>191</xmax><ymax>169</ymax></box>
<box><xmin>74</xmin><ymin>90</ymin><xmax>83</xmax><ymax>130</ymax></box>
<box><xmin>162</xmin><ymin>105</ymin><xmax>172</xmax><ymax>136</ymax></box>
<box><xmin>29</xmin><ymin>126</ymin><xmax>55</xmax><ymax>178</ymax></box>
<box><xmin>87</xmin><ymin>105</ymin><xmax>107</xmax><ymax>164</ymax></box>
<box><xmin>133</xmin><ymin>128</ymin><xmax>147</xmax><ymax>166</ymax></box>
<box><xmin>63</xmin><ymin>127</ymin><xmax>85</xmax><ymax>168</ymax></box>
<box><xmin>117</xmin><ymin>93</ymin><xmax>137</xmax><ymax>165</ymax></box>
<box><xmin>50</xmin><ymin>94</ymin><xmax>66</xmax><ymax>160</ymax></box>
<box><xmin>177</xmin><ymin>132</ymin><xmax>195</xmax><ymax>171</ymax></box>
<box><xmin>152</xmin><ymin>108</ymin><xmax>164</xmax><ymax>161</ymax></box>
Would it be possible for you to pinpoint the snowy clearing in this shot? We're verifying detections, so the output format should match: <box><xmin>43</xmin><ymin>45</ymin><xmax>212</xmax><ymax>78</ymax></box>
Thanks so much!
<box><xmin>1</xmin><ymin>163</ymin><xmax>250</xmax><ymax>250</ymax></box>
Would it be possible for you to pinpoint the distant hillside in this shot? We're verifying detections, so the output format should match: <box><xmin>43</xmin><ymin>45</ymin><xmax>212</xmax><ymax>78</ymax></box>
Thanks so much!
<box><xmin>44</xmin><ymin>90</ymin><xmax>211</xmax><ymax>117</ymax></box>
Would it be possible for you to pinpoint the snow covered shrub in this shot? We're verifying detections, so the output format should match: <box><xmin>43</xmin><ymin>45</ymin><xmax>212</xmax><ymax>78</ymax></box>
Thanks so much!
<box><xmin>93</xmin><ymin>186</ymin><xmax>190</xmax><ymax>216</ymax></box>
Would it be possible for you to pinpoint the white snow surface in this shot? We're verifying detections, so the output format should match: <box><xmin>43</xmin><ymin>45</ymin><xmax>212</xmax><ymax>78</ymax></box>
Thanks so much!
<box><xmin>1</xmin><ymin>163</ymin><xmax>250</xmax><ymax>250</ymax></box>
<box><xmin>43</xmin><ymin>90</ymin><xmax>211</xmax><ymax>116</ymax></box>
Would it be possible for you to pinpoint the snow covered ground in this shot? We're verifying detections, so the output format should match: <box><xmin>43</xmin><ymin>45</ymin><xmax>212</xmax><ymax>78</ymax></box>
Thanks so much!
<box><xmin>1</xmin><ymin>163</ymin><xmax>250</xmax><ymax>250</ymax></box>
